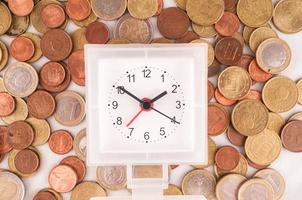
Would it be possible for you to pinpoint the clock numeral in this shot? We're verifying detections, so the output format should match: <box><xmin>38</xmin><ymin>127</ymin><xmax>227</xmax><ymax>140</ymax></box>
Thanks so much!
<box><xmin>142</xmin><ymin>69</ymin><xmax>151</xmax><ymax>78</ymax></box>
<box><xmin>116</xmin><ymin>117</ymin><xmax>122</xmax><ymax>125</ymax></box>
<box><xmin>160</xmin><ymin>127</ymin><xmax>165</xmax><ymax>136</ymax></box>
<box><xmin>127</xmin><ymin>74</ymin><xmax>135</xmax><ymax>82</ymax></box>
<box><xmin>171</xmin><ymin>116</ymin><xmax>178</xmax><ymax>124</ymax></box>
<box><xmin>129</xmin><ymin>128</ymin><xmax>134</xmax><ymax>136</ymax></box>
<box><xmin>144</xmin><ymin>132</ymin><xmax>150</xmax><ymax>141</ymax></box>
<box><xmin>112</xmin><ymin>101</ymin><xmax>118</xmax><ymax>109</ymax></box>
<box><xmin>172</xmin><ymin>84</ymin><xmax>179</xmax><ymax>93</ymax></box>
<box><xmin>117</xmin><ymin>87</ymin><xmax>125</xmax><ymax>94</ymax></box>
<box><xmin>161</xmin><ymin>74</ymin><xmax>165</xmax><ymax>83</ymax></box>
<box><xmin>176</xmin><ymin>100</ymin><xmax>182</xmax><ymax>109</ymax></box>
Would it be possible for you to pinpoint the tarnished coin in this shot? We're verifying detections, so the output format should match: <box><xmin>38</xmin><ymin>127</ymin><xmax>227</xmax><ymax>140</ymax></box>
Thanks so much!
<box><xmin>71</xmin><ymin>181</ymin><xmax>107</xmax><ymax>200</ymax></box>
<box><xmin>192</xmin><ymin>23</ymin><xmax>217</xmax><ymax>38</ymax></box>
<box><xmin>49</xmin><ymin>165</ymin><xmax>78</xmax><ymax>193</ymax></box>
<box><xmin>41</xmin><ymin>3</ymin><xmax>66</xmax><ymax>28</ymax></box>
<box><xmin>133</xmin><ymin>165</ymin><xmax>162</xmax><ymax>178</ymax></box>
<box><xmin>0</xmin><ymin>92</ymin><xmax>15</xmax><ymax>117</ymax></box>
<box><xmin>216</xmin><ymin>174</ymin><xmax>247</xmax><ymax>200</ymax></box>
<box><xmin>182</xmin><ymin>169</ymin><xmax>216</xmax><ymax>197</ymax></box>
<box><xmin>256</xmin><ymin>38</ymin><xmax>291</xmax><ymax>74</ymax></box>
<box><xmin>6</xmin><ymin>15</ymin><xmax>29</xmax><ymax>36</ymax></box>
<box><xmin>49</xmin><ymin>130</ymin><xmax>73</xmax><ymax>154</ymax></box>
<box><xmin>40</xmin><ymin>61</ymin><xmax>66</xmax><ymax>87</ymax></box>
<box><xmin>237</xmin><ymin>0</ymin><xmax>273</xmax><ymax>27</ymax></box>
<box><xmin>0</xmin><ymin>40</ymin><xmax>9</xmax><ymax>71</ymax></box>
<box><xmin>215</xmin><ymin>12</ymin><xmax>240</xmax><ymax>36</ymax></box>
<box><xmin>0</xmin><ymin>126</ymin><xmax>12</xmax><ymax>154</ymax></box>
<box><xmin>232</xmin><ymin>100</ymin><xmax>269</xmax><ymax>136</ymax></box>
<box><xmin>227</xmin><ymin>125</ymin><xmax>247</xmax><ymax>146</ymax></box>
<box><xmin>248</xmin><ymin>59</ymin><xmax>272</xmax><ymax>82</ymax></box>
<box><xmin>273</xmin><ymin>0</ymin><xmax>302</xmax><ymax>33</ymax></box>
<box><xmin>191</xmin><ymin>39</ymin><xmax>214</xmax><ymax>66</ymax></box>
<box><xmin>281</xmin><ymin>120</ymin><xmax>302</xmax><ymax>152</ymax></box>
<box><xmin>60</xmin><ymin>156</ymin><xmax>86</xmax><ymax>183</ymax></box>
<box><xmin>68</xmin><ymin>50</ymin><xmax>85</xmax><ymax>86</ymax></box>
<box><xmin>85</xmin><ymin>21</ymin><xmax>110</xmax><ymax>44</ymax></box>
<box><xmin>2</xmin><ymin>97</ymin><xmax>28</xmax><ymax>124</ymax></box>
<box><xmin>14</xmin><ymin>148</ymin><xmax>40</xmax><ymax>174</ymax></box>
<box><xmin>193</xmin><ymin>137</ymin><xmax>217</xmax><ymax>169</ymax></box>
<box><xmin>0</xmin><ymin>171</ymin><xmax>25</xmax><ymax>200</ymax></box>
<box><xmin>26</xmin><ymin>117</ymin><xmax>50</xmax><ymax>146</ymax></box>
<box><xmin>71</xmin><ymin>28</ymin><xmax>88</xmax><ymax>50</ymax></box>
<box><xmin>33</xmin><ymin>191</ymin><xmax>57</xmax><ymax>200</ymax></box>
<box><xmin>128</xmin><ymin>0</ymin><xmax>158</xmax><ymax>19</ymax></box>
<box><xmin>54</xmin><ymin>91</ymin><xmax>85</xmax><ymax>126</ymax></box>
<box><xmin>262</xmin><ymin>76</ymin><xmax>298</xmax><ymax>113</ymax></box>
<box><xmin>186</xmin><ymin>0</ymin><xmax>224</xmax><ymax>26</ymax></box>
<box><xmin>266</xmin><ymin>112</ymin><xmax>285</xmax><ymax>135</ymax></box>
<box><xmin>218</xmin><ymin>66</ymin><xmax>251</xmax><ymax>100</ymax></box>
<box><xmin>21</xmin><ymin>32</ymin><xmax>43</xmax><ymax>63</ymax></box>
<box><xmin>249</xmin><ymin>27</ymin><xmax>278</xmax><ymax>52</ymax></box>
<box><xmin>115</xmin><ymin>14</ymin><xmax>153</xmax><ymax>43</ymax></box>
<box><xmin>297</xmin><ymin>79</ymin><xmax>302</xmax><ymax>104</ymax></box>
<box><xmin>0</xmin><ymin>2</ymin><xmax>12</xmax><ymax>36</ymax></box>
<box><xmin>73</xmin><ymin>12</ymin><xmax>98</xmax><ymax>27</ymax></box>
<box><xmin>215</xmin><ymin>89</ymin><xmax>237</xmax><ymax>106</ymax></box>
<box><xmin>10</xmin><ymin>36</ymin><xmax>35</xmax><ymax>62</ymax></box>
<box><xmin>66</xmin><ymin>0</ymin><xmax>91</xmax><ymax>21</ymax></box>
<box><xmin>245</xmin><ymin>129</ymin><xmax>282</xmax><ymax>166</ymax></box>
<box><xmin>254</xmin><ymin>168</ymin><xmax>285</xmax><ymax>200</ymax></box>
<box><xmin>208</xmin><ymin>103</ymin><xmax>229</xmax><ymax>136</ymax></box>
<box><xmin>215</xmin><ymin>37</ymin><xmax>243</xmax><ymax>65</ymax></box>
<box><xmin>215</xmin><ymin>154</ymin><xmax>248</xmax><ymax>178</ymax></box>
<box><xmin>238</xmin><ymin>178</ymin><xmax>274</xmax><ymax>200</ymax></box>
<box><xmin>215</xmin><ymin>146</ymin><xmax>240</xmax><ymax>171</ymax></box>
<box><xmin>8</xmin><ymin>0</ymin><xmax>34</xmax><ymax>17</ymax></box>
<box><xmin>176</xmin><ymin>31</ymin><xmax>199</xmax><ymax>43</ymax></box>
<box><xmin>164</xmin><ymin>184</ymin><xmax>183</xmax><ymax>195</ymax></box>
<box><xmin>8</xmin><ymin>120</ymin><xmax>35</xmax><ymax>150</ymax></box>
<box><xmin>91</xmin><ymin>0</ymin><xmax>126</xmax><ymax>20</ymax></box>
<box><xmin>73</xmin><ymin>129</ymin><xmax>86</xmax><ymax>161</ymax></box>
<box><xmin>96</xmin><ymin>166</ymin><xmax>127</xmax><ymax>191</ymax></box>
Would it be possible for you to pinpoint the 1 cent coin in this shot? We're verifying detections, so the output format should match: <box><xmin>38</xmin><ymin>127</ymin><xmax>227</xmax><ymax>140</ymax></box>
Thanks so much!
<box><xmin>85</xmin><ymin>21</ymin><xmax>110</xmax><ymax>44</ymax></box>
<box><xmin>2</xmin><ymin>97</ymin><xmax>28</xmax><ymax>124</ymax></box>
<box><xmin>215</xmin><ymin>37</ymin><xmax>243</xmax><ymax>65</ymax></box>
<box><xmin>49</xmin><ymin>165</ymin><xmax>78</xmax><ymax>193</ymax></box>
<box><xmin>215</xmin><ymin>12</ymin><xmax>240</xmax><ymax>36</ymax></box>
<box><xmin>10</xmin><ymin>36</ymin><xmax>35</xmax><ymax>62</ymax></box>
<box><xmin>8</xmin><ymin>0</ymin><xmax>34</xmax><ymax>17</ymax></box>
<box><xmin>40</xmin><ymin>61</ymin><xmax>66</xmax><ymax>87</ymax></box>
<box><xmin>215</xmin><ymin>146</ymin><xmax>240</xmax><ymax>171</ymax></box>
<box><xmin>0</xmin><ymin>126</ymin><xmax>12</xmax><ymax>154</ymax></box>
<box><xmin>248</xmin><ymin>59</ymin><xmax>272</xmax><ymax>82</ymax></box>
<box><xmin>0</xmin><ymin>92</ymin><xmax>15</xmax><ymax>117</ymax></box>
<box><xmin>41</xmin><ymin>3</ymin><xmax>66</xmax><ymax>28</ymax></box>
<box><xmin>66</xmin><ymin>0</ymin><xmax>91</xmax><ymax>21</ymax></box>
<box><xmin>8</xmin><ymin>120</ymin><xmax>35</xmax><ymax>150</ymax></box>
<box><xmin>14</xmin><ymin>148</ymin><xmax>40</xmax><ymax>174</ymax></box>
<box><xmin>60</xmin><ymin>156</ymin><xmax>86</xmax><ymax>183</ymax></box>
<box><xmin>227</xmin><ymin>125</ymin><xmax>247</xmax><ymax>146</ymax></box>
<box><xmin>68</xmin><ymin>50</ymin><xmax>85</xmax><ymax>86</ymax></box>
<box><xmin>208</xmin><ymin>103</ymin><xmax>229</xmax><ymax>136</ymax></box>
<box><xmin>281</xmin><ymin>120</ymin><xmax>302</xmax><ymax>152</ymax></box>
<box><xmin>48</xmin><ymin>130</ymin><xmax>73</xmax><ymax>155</ymax></box>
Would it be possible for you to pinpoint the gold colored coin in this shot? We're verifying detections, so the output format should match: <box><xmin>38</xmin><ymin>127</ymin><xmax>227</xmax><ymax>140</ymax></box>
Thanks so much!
<box><xmin>21</xmin><ymin>32</ymin><xmax>42</xmax><ymax>63</ymax></box>
<box><xmin>127</xmin><ymin>0</ymin><xmax>158</xmax><ymax>20</ymax></box>
<box><xmin>73</xmin><ymin>129</ymin><xmax>86</xmax><ymax>161</ymax></box>
<box><xmin>273</xmin><ymin>0</ymin><xmax>302</xmax><ymax>33</ymax></box>
<box><xmin>151</xmin><ymin>38</ymin><xmax>174</xmax><ymax>44</ymax></box>
<box><xmin>164</xmin><ymin>184</ymin><xmax>183</xmax><ymax>195</ymax></box>
<box><xmin>266</xmin><ymin>112</ymin><xmax>285</xmax><ymax>135</ymax></box>
<box><xmin>71</xmin><ymin>28</ymin><xmax>88</xmax><ymax>51</ymax></box>
<box><xmin>2</xmin><ymin>97</ymin><xmax>28</xmax><ymax>124</ymax></box>
<box><xmin>0</xmin><ymin>2</ymin><xmax>12</xmax><ymax>36</ymax></box>
<box><xmin>214</xmin><ymin>154</ymin><xmax>248</xmax><ymax>178</ymax></box>
<box><xmin>108</xmin><ymin>38</ymin><xmax>131</xmax><ymax>44</ymax></box>
<box><xmin>237</xmin><ymin>0</ymin><xmax>273</xmax><ymax>27</ymax></box>
<box><xmin>26</xmin><ymin>117</ymin><xmax>50</xmax><ymax>146</ymax></box>
<box><xmin>71</xmin><ymin>181</ymin><xmax>107</xmax><ymax>200</ymax></box>
<box><xmin>242</xmin><ymin>26</ymin><xmax>255</xmax><ymax>44</ymax></box>
<box><xmin>232</xmin><ymin>100</ymin><xmax>269</xmax><ymax>136</ymax></box>
<box><xmin>262</xmin><ymin>76</ymin><xmax>298</xmax><ymax>113</ymax></box>
<box><xmin>6</xmin><ymin>15</ymin><xmax>29</xmax><ymax>36</ymax></box>
<box><xmin>0</xmin><ymin>40</ymin><xmax>9</xmax><ymax>71</ymax></box>
<box><xmin>249</xmin><ymin>27</ymin><xmax>278</xmax><ymax>52</ymax></box>
<box><xmin>176</xmin><ymin>0</ymin><xmax>187</xmax><ymax>10</ymax></box>
<box><xmin>218</xmin><ymin>66</ymin><xmax>252</xmax><ymax>100</ymax></box>
<box><xmin>216</xmin><ymin>174</ymin><xmax>247</xmax><ymax>200</ymax></box>
<box><xmin>133</xmin><ymin>165</ymin><xmax>163</xmax><ymax>178</ymax></box>
<box><xmin>238</xmin><ymin>178</ymin><xmax>274</xmax><ymax>200</ymax></box>
<box><xmin>297</xmin><ymin>79</ymin><xmax>302</xmax><ymax>104</ymax></box>
<box><xmin>190</xmin><ymin>39</ymin><xmax>214</xmax><ymax>66</ymax></box>
<box><xmin>192</xmin><ymin>137</ymin><xmax>216</xmax><ymax>169</ymax></box>
<box><xmin>186</xmin><ymin>0</ymin><xmax>224</xmax><ymax>26</ymax></box>
<box><xmin>0</xmin><ymin>77</ymin><xmax>7</xmax><ymax>92</ymax></box>
<box><xmin>245</xmin><ymin>129</ymin><xmax>282</xmax><ymax>166</ymax></box>
<box><xmin>192</xmin><ymin>23</ymin><xmax>217</xmax><ymax>38</ymax></box>
<box><xmin>0</xmin><ymin>46</ymin><xmax>2</xmax><ymax>62</ymax></box>
<box><xmin>73</xmin><ymin>12</ymin><xmax>97</xmax><ymax>27</ymax></box>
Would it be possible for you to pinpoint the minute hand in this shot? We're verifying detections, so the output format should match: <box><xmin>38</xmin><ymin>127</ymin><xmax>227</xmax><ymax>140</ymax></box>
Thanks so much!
<box><xmin>117</xmin><ymin>86</ymin><xmax>143</xmax><ymax>103</ymax></box>
<box><xmin>150</xmin><ymin>107</ymin><xmax>180</xmax><ymax>124</ymax></box>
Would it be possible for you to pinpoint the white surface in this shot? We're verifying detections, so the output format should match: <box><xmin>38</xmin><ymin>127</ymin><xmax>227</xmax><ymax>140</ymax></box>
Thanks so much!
<box><xmin>0</xmin><ymin>0</ymin><xmax>302</xmax><ymax>199</ymax></box>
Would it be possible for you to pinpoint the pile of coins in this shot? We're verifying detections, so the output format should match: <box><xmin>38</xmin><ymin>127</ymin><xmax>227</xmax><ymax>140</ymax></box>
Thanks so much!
<box><xmin>1</xmin><ymin>0</ymin><xmax>302</xmax><ymax>199</ymax></box>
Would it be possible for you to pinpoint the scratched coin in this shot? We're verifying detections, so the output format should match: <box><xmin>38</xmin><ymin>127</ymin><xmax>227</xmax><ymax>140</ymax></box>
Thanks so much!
<box><xmin>238</xmin><ymin>178</ymin><xmax>274</xmax><ymax>200</ymax></box>
<box><xmin>71</xmin><ymin>181</ymin><xmax>107</xmax><ymax>200</ymax></box>
<box><xmin>216</xmin><ymin>174</ymin><xmax>247</xmax><ymax>200</ymax></box>
<box><xmin>6</xmin><ymin>15</ymin><xmax>30</xmax><ymax>36</ymax></box>
<box><xmin>0</xmin><ymin>171</ymin><xmax>25</xmax><ymax>200</ymax></box>
<box><xmin>96</xmin><ymin>166</ymin><xmax>127</xmax><ymax>191</ymax></box>
<box><xmin>91</xmin><ymin>0</ymin><xmax>126</xmax><ymax>20</ymax></box>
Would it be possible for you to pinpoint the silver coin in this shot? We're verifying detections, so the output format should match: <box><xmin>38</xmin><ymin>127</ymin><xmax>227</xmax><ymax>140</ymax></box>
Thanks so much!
<box><xmin>238</xmin><ymin>178</ymin><xmax>274</xmax><ymax>200</ymax></box>
<box><xmin>0</xmin><ymin>171</ymin><xmax>25</xmax><ymax>200</ymax></box>
<box><xmin>216</xmin><ymin>174</ymin><xmax>247</xmax><ymax>200</ymax></box>
<box><xmin>96</xmin><ymin>166</ymin><xmax>127</xmax><ymax>191</ymax></box>
<box><xmin>91</xmin><ymin>0</ymin><xmax>127</xmax><ymax>20</ymax></box>
<box><xmin>73</xmin><ymin>128</ymin><xmax>87</xmax><ymax>161</ymax></box>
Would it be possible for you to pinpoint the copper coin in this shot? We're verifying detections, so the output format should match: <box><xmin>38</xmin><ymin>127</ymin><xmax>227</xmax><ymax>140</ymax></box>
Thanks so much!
<box><xmin>85</xmin><ymin>21</ymin><xmax>110</xmax><ymax>44</ymax></box>
<box><xmin>227</xmin><ymin>125</ymin><xmax>247</xmax><ymax>146</ymax></box>
<box><xmin>247</xmin><ymin>158</ymin><xmax>269</xmax><ymax>170</ymax></box>
<box><xmin>215</xmin><ymin>146</ymin><xmax>240</xmax><ymax>171</ymax></box>
<box><xmin>27</xmin><ymin>90</ymin><xmax>56</xmax><ymax>119</ymax></box>
<box><xmin>208</xmin><ymin>81</ymin><xmax>214</xmax><ymax>102</ymax></box>
<box><xmin>281</xmin><ymin>120</ymin><xmax>302</xmax><ymax>152</ymax></box>
<box><xmin>215</xmin><ymin>37</ymin><xmax>243</xmax><ymax>65</ymax></box>
<box><xmin>68</xmin><ymin>50</ymin><xmax>85</xmax><ymax>86</ymax></box>
<box><xmin>10</xmin><ymin>36</ymin><xmax>35</xmax><ymax>62</ymax></box>
<box><xmin>40</xmin><ymin>61</ymin><xmax>66</xmax><ymax>87</ymax></box>
<box><xmin>243</xmin><ymin>90</ymin><xmax>262</xmax><ymax>101</ymax></box>
<box><xmin>48</xmin><ymin>164</ymin><xmax>78</xmax><ymax>193</ymax></box>
<box><xmin>236</xmin><ymin>54</ymin><xmax>254</xmax><ymax>70</ymax></box>
<box><xmin>208</xmin><ymin>59</ymin><xmax>222</xmax><ymax>77</ymax></box>
<box><xmin>41</xmin><ymin>4</ymin><xmax>66</xmax><ymax>28</ymax></box>
<box><xmin>248</xmin><ymin>59</ymin><xmax>272</xmax><ymax>82</ymax></box>
<box><xmin>41</xmin><ymin>29</ymin><xmax>73</xmax><ymax>61</ymax></box>
<box><xmin>155</xmin><ymin>0</ymin><xmax>164</xmax><ymax>16</ymax></box>
<box><xmin>66</xmin><ymin>0</ymin><xmax>91</xmax><ymax>21</ymax></box>
<box><xmin>157</xmin><ymin>7</ymin><xmax>190</xmax><ymax>39</ymax></box>
<box><xmin>175</xmin><ymin>31</ymin><xmax>199</xmax><ymax>43</ymax></box>
<box><xmin>208</xmin><ymin>103</ymin><xmax>229</xmax><ymax>136</ymax></box>
<box><xmin>14</xmin><ymin>148</ymin><xmax>40</xmax><ymax>174</ymax></box>
<box><xmin>8</xmin><ymin>0</ymin><xmax>34</xmax><ymax>17</ymax></box>
<box><xmin>8</xmin><ymin>120</ymin><xmax>34</xmax><ymax>150</ymax></box>
<box><xmin>214</xmin><ymin>88</ymin><xmax>237</xmax><ymax>106</ymax></box>
<box><xmin>60</xmin><ymin>156</ymin><xmax>86</xmax><ymax>183</ymax></box>
<box><xmin>215</xmin><ymin>12</ymin><xmax>240</xmax><ymax>36</ymax></box>
<box><xmin>33</xmin><ymin>191</ymin><xmax>57</xmax><ymax>200</ymax></box>
<box><xmin>48</xmin><ymin>130</ymin><xmax>73</xmax><ymax>154</ymax></box>
<box><xmin>0</xmin><ymin>126</ymin><xmax>12</xmax><ymax>154</ymax></box>
<box><xmin>224</xmin><ymin>0</ymin><xmax>238</xmax><ymax>11</ymax></box>
<box><xmin>0</xmin><ymin>92</ymin><xmax>15</xmax><ymax>117</ymax></box>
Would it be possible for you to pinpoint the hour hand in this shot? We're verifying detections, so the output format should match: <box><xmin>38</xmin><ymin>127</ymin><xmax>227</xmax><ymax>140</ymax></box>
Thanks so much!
<box><xmin>150</xmin><ymin>91</ymin><xmax>167</xmax><ymax>103</ymax></box>
<box><xmin>117</xmin><ymin>86</ymin><xmax>143</xmax><ymax>103</ymax></box>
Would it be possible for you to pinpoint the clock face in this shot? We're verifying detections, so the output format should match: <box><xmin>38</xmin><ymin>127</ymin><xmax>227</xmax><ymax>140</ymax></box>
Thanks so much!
<box><xmin>107</xmin><ymin>66</ymin><xmax>186</xmax><ymax>144</ymax></box>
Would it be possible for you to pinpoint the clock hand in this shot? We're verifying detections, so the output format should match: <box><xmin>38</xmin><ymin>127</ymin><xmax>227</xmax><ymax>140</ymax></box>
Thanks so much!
<box><xmin>150</xmin><ymin>91</ymin><xmax>168</xmax><ymax>103</ymax></box>
<box><xmin>117</xmin><ymin>86</ymin><xmax>143</xmax><ymax>103</ymax></box>
<box><xmin>127</xmin><ymin>108</ymin><xmax>144</xmax><ymax>127</ymax></box>
<box><xmin>150</xmin><ymin>107</ymin><xmax>180</xmax><ymax>124</ymax></box>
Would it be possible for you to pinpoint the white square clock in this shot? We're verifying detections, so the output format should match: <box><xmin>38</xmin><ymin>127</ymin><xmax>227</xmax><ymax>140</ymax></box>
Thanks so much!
<box><xmin>85</xmin><ymin>44</ymin><xmax>208</xmax><ymax>166</ymax></box>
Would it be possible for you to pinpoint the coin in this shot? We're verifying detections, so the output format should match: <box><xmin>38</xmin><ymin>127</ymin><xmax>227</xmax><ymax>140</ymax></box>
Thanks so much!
<box><xmin>227</xmin><ymin>125</ymin><xmax>247</xmax><ymax>146</ymax></box>
<box><xmin>224</xmin><ymin>0</ymin><xmax>238</xmax><ymax>11</ymax></box>
<box><xmin>242</xmin><ymin>26</ymin><xmax>255</xmax><ymax>44</ymax></box>
<box><xmin>247</xmin><ymin>158</ymin><xmax>269</xmax><ymax>170</ymax></box>
<box><xmin>40</xmin><ymin>188</ymin><xmax>63</xmax><ymax>200</ymax></box>
<box><xmin>108</xmin><ymin>38</ymin><xmax>132</xmax><ymax>44</ymax></box>
<box><xmin>71</xmin><ymin>28</ymin><xmax>88</xmax><ymax>50</ymax></box>
<box><xmin>71</xmin><ymin>181</ymin><xmax>107</xmax><ymax>200</ymax></box>
<box><xmin>49</xmin><ymin>130</ymin><xmax>73</xmax><ymax>154</ymax></box>
<box><xmin>14</xmin><ymin>148</ymin><xmax>40</xmax><ymax>174</ymax></box>
<box><xmin>215</xmin><ymin>89</ymin><xmax>237</xmax><ymax>106</ymax></box>
<box><xmin>10</xmin><ymin>36</ymin><xmax>35</xmax><ymax>62</ymax></box>
<box><xmin>96</xmin><ymin>166</ymin><xmax>127</xmax><ymax>191</ymax></box>
<box><xmin>66</xmin><ymin>0</ymin><xmax>91</xmax><ymax>21</ymax></box>
<box><xmin>215</xmin><ymin>12</ymin><xmax>240</xmax><ymax>36</ymax></box>
<box><xmin>164</xmin><ymin>184</ymin><xmax>183</xmax><ymax>195</ymax></box>
<box><xmin>85</xmin><ymin>21</ymin><xmax>110</xmax><ymax>44</ymax></box>
<box><xmin>186</xmin><ymin>0</ymin><xmax>224</xmax><ymax>26</ymax></box>
<box><xmin>133</xmin><ymin>165</ymin><xmax>163</xmax><ymax>178</ymax></box>
<box><xmin>248</xmin><ymin>59</ymin><xmax>272</xmax><ymax>82</ymax></box>
<box><xmin>254</xmin><ymin>168</ymin><xmax>286</xmax><ymax>200</ymax></box>
<box><xmin>256</xmin><ymin>38</ymin><xmax>291</xmax><ymax>74</ymax></box>
<box><xmin>208</xmin><ymin>59</ymin><xmax>222</xmax><ymax>77</ymax></box>
<box><xmin>238</xmin><ymin>178</ymin><xmax>274</xmax><ymax>200</ymax></box>
<box><xmin>0</xmin><ymin>171</ymin><xmax>25</xmax><ymax>200</ymax></box>
<box><xmin>33</xmin><ymin>191</ymin><xmax>57</xmax><ymax>200</ymax></box>
<box><xmin>262</xmin><ymin>76</ymin><xmax>298</xmax><ymax>113</ymax></box>
<box><xmin>2</xmin><ymin>97</ymin><xmax>28</xmax><ymax>124</ymax></box>
<box><xmin>232</xmin><ymin>100</ymin><xmax>269</xmax><ymax>136</ymax></box>
<box><xmin>91</xmin><ymin>0</ymin><xmax>126</xmax><ymax>20</ymax></box>
<box><xmin>216</xmin><ymin>174</ymin><xmax>247</xmax><ymax>200</ymax></box>
<box><xmin>232</xmin><ymin>32</ymin><xmax>245</xmax><ymax>46</ymax></box>
<box><xmin>215</xmin><ymin>146</ymin><xmax>240</xmax><ymax>171</ymax></box>
<box><xmin>8</xmin><ymin>0</ymin><xmax>34</xmax><ymax>17</ymax></box>
<box><xmin>128</xmin><ymin>0</ymin><xmax>158</xmax><ymax>19</ymax></box>
<box><xmin>242</xmin><ymin>90</ymin><xmax>262</xmax><ymax>101</ymax></box>
<box><xmin>281</xmin><ymin>120</ymin><xmax>302</xmax><ymax>152</ymax></box>
<box><xmin>54</xmin><ymin>91</ymin><xmax>85</xmax><ymax>126</ymax></box>
<box><xmin>266</xmin><ymin>112</ymin><xmax>285</xmax><ymax>135</ymax></box>
<box><xmin>26</xmin><ymin>117</ymin><xmax>50</xmax><ymax>146</ymax></box>
<box><xmin>73</xmin><ymin>129</ymin><xmax>86</xmax><ymax>161</ymax></box>
<box><xmin>297</xmin><ymin>79</ymin><xmax>302</xmax><ymax>104</ymax></box>
<box><xmin>0</xmin><ymin>40</ymin><xmax>9</xmax><ymax>71</ymax></box>
<box><xmin>176</xmin><ymin>31</ymin><xmax>199</xmax><ymax>43</ymax></box>
<box><xmin>41</xmin><ymin>3</ymin><xmax>66</xmax><ymax>28</ymax></box>
<box><xmin>208</xmin><ymin>103</ymin><xmax>229</xmax><ymax>136</ymax></box>
<box><xmin>73</xmin><ymin>12</ymin><xmax>98</xmax><ymax>27</ymax></box>
<box><xmin>49</xmin><ymin>165</ymin><xmax>78</xmax><ymax>193</ymax></box>
<box><xmin>237</xmin><ymin>0</ymin><xmax>273</xmax><ymax>27</ymax></box>
<box><xmin>0</xmin><ymin>126</ymin><xmax>12</xmax><ymax>154</ymax></box>
<box><xmin>215</xmin><ymin>37</ymin><xmax>243</xmax><ymax>65</ymax></box>
<box><xmin>192</xmin><ymin>23</ymin><xmax>217</xmax><ymax>38</ymax></box>
<box><xmin>0</xmin><ymin>2</ymin><xmax>12</xmax><ymax>36</ymax></box>
<box><xmin>288</xmin><ymin>111</ymin><xmax>302</xmax><ymax>121</ymax></box>
<box><xmin>249</xmin><ymin>27</ymin><xmax>278</xmax><ymax>53</ymax></box>
<box><xmin>155</xmin><ymin>0</ymin><xmax>164</xmax><ymax>16</ymax></box>
<box><xmin>41</xmin><ymin>29</ymin><xmax>73</xmax><ymax>61</ymax></box>
<box><xmin>60</xmin><ymin>156</ymin><xmax>86</xmax><ymax>183</ymax></box>
<box><xmin>6</xmin><ymin>15</ymin><xmax>29</xmax><ymax>36</ymax></box>
<box><xmin>273</xmin><ymin>0</ymin><xmax>302</xmax><ymax>33</ymax></box>
<box><xmin>157</xmin><ymin>7</ymin><xmax>190</xmax><ymax>39</ymax></box>
<box><xmin>176</xmin><ymin>0</ymin><xmax>187</xmax><ymax>10</ymax></box>
<box><xmin>191</xmin><ymin>39</ymin><xmax>215</xmax><ymax>66</ymax></box>
<box><xmin>115</xmin><ymin>14</ymin><xmax>153</xmax><ymax>43</ymax></box>
<box><xmin>0</xmin><ymin>92</ymin><xmax>15</xmax><ymax>117</ymax></box>
<box><xmin>182</xmin><ymin>169</ymin><xmax>216</xmax><ymax>197</ymax></box>
<box><xmin>40</xmin><ymin>61</ymin><xmax>66</xmax><ymax>87</ymax></box>
<box><xmin>0</xmin><ymin>77</ymin><xmax>6</xmax><ymax>92</ymax></box>
<box><xmin>215</xmin><ymin>154</ymin><xmax>248</xmax><ymax>178</ymax></box>
<box><xmin>208</xmin><ymin>81</ymin><xmax>214</xmax><ymax>102</ymax></box>
<box><xmin>21</xmin><ymin>32</ymin><xmax>43</xmax><ymax>63</ymax></box>
<box><xmin>68</xmin><ymin>50</ymin><xmax>85</xmax><ymax>86</ymax></box>
<box><xmin>193</xmin><ymin>137</ymin><xmax>217</xmax><ymax>169</ymax></box>
<box><xmin>8</xmin><ymin>120</ymin><xmax>35</xmax><ymax>150</ymax></box>
<box><xmin>236</xmin><ymin>54</ymin><xmax>253</xmax><ymax>70</ymax></box>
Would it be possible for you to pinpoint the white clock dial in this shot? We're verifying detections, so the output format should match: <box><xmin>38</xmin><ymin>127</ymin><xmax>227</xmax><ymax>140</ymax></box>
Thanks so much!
<box><xmin>107</xmin><ymin>66</ymin><xmax>186</xmax><ymax>144</ymax></box>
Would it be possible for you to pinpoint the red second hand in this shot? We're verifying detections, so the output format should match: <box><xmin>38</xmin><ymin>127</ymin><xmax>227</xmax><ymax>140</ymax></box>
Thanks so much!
<box><xmin>127</xmin><ymin>108</ymin><xmax>144</xmax><ymax>127</ymax></box>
